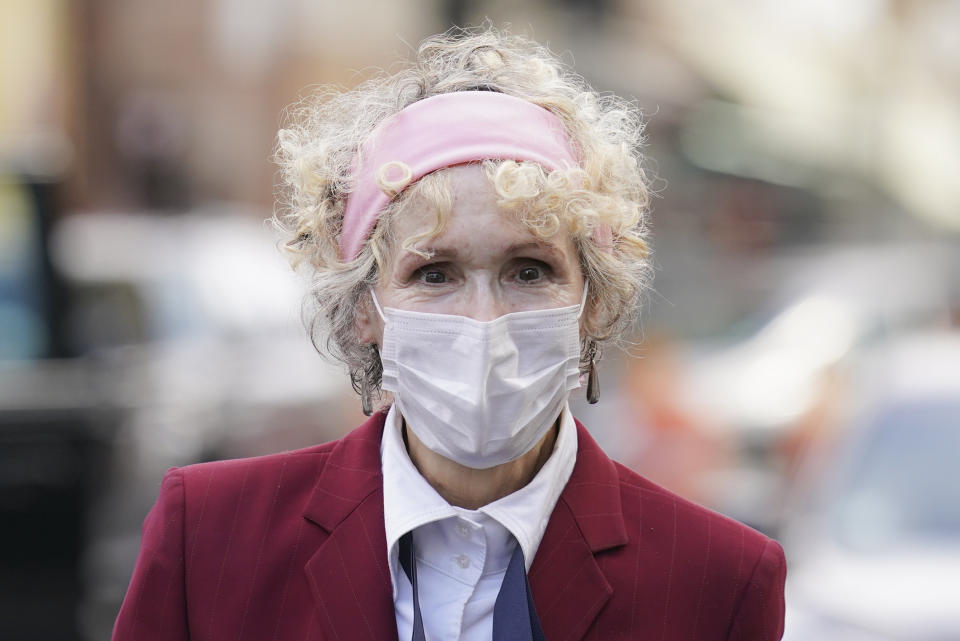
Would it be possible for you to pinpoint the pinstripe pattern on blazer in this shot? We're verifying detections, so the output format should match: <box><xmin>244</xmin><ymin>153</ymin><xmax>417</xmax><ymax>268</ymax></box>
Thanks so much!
<box><xmin>112</xmin><ymin>412</ymin><xmax>786</xmax><ymax>641</ymax></box>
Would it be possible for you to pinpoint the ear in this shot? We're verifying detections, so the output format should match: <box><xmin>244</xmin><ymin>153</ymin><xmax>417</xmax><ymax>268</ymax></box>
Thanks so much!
<box><xmin>354</xmin><ymin>290</ymin><xmax>383</xmax><ymax>347</ymax></box>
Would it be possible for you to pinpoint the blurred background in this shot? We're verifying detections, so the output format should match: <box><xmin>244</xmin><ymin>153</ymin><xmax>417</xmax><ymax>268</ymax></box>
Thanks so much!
<box><xmin>2</xmin><ymin>0</ymin><xmax>959</xmax><ymax>639</ymax></box>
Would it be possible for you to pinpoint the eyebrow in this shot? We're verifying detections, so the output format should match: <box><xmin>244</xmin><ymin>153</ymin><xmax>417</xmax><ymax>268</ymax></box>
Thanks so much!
<box><xmin>504</xmin><ymin>241</ymin><xmax>563</xmax><ymax>257</ymax></box>
<box><xmin>402</xmin><ymin>240</ymin><xmax>562</xmax><ymax>264</ymax></box>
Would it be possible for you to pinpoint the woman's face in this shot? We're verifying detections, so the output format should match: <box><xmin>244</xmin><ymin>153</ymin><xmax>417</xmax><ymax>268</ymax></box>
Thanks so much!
<box><xmin>359</xmin><ymin>164</ymin><xmax>585</xmax><ymax>345</ymax></box>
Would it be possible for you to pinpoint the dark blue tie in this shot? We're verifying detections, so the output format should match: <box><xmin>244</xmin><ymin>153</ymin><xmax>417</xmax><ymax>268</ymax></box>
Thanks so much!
<box><xmin>399</xmin><ymin>531</ymin><xmax>546</xmax><ymax>641</ymax></box>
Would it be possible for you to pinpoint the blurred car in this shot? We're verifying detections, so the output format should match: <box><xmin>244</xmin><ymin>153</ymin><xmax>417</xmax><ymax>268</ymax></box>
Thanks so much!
<box><xmin>678</xmin><ymin>243</ymin><xmax>958</xmax><ymax>529</ymax></box>
<box><xmin>50</xmin><ymin>207</ymin><xmax>360</xmax><ymax>457</ymax></box>
<box><xmin>683</xmin><ymin>243</ymin><xmax>957</xmax><ymax>439</ymax></box>
<box><xmin>780</xmin><ymin>331</ymin><xmax>960</xmax><ymax>641</ymax></box>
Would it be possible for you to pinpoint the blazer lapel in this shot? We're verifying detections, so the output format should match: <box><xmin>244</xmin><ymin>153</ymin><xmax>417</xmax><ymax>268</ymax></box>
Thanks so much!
<box><xmin>529</xmin><ymin>420</ymin><xmax>629</xmax><ymax>641</ymax></box>
<box><xmin>299</xmin><ymin>415</ymin><xmax>628</xmax><ymax>641</ymax></box>
<box><xmin>302</xmin><ymin>413</ymin><xmax>400</xmax><ymax>641</ymax></box>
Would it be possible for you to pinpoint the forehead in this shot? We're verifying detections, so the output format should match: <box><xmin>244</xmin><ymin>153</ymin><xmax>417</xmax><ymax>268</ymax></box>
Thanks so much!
<box><xmin>390</xmin><ymin>164</ymin><xmax>576</xmax><ymax>259</ymax></box>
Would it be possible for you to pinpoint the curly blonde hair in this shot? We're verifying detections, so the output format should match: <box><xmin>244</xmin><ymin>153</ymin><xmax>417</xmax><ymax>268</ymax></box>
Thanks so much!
<box><xmin>273</xmin><ymin>26</ymin><xmax>652</xmax><ymax>404</ymax></box>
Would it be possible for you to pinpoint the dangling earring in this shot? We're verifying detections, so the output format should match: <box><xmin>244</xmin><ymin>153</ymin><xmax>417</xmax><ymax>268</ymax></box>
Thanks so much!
<box><xmin>361</xmin><ymin>376</ymin><xmax>373</xmax><ymax>416</ymax></box>
<box><xmin>586</xmin><ymin>353</ymin><xmax>600</xmax><ymax>404</ymax></box>
<box><xmin>359</xmin><ymin>343</ymin><xmax>379</xmax><ymax>416</ymax></box>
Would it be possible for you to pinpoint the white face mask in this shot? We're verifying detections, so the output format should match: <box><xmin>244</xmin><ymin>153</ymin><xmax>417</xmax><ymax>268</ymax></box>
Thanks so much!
<box><xmin>372</xmin><ymin>288</ymin><xmax>586</xmax><ymax>469</ymax></box>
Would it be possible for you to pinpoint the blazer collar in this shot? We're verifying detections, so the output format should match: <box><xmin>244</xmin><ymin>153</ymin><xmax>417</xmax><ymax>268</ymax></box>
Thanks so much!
<box><xmin>302</xmin><ymin>412</ymin><xmax>387</xmax><ymax>531</ymax></box>
<box><xmin>528</xmin><ymin>418</ymin><xmax>629</xmax><ymax>641</ymax></box>
<box><xmin>302</xmin><ymin>412</ymin><xmax>399</xmax><ymax>641</ymax></box>
<box><xmin>557</xmin><ymin>418</ymin><xmax>629</xmax><ymax>551</ymax></box>
<box><xmin>301</xmin><ymin>413</ymin><xmax>629</xmax><ymax>641</ymax></box>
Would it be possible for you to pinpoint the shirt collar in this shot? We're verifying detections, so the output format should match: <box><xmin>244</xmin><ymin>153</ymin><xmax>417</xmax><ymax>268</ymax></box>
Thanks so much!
<box><xmin>381</xmin><ymin>402</ymin><xmax>578</xmax><ymax>598</ymax></box>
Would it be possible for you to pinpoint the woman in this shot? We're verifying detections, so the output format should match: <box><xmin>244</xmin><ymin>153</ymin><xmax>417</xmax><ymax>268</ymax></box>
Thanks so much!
<box><xmin>113</xmin><ymin>28</ymin><xmax>785</xmax><ymax>641</ymax></box>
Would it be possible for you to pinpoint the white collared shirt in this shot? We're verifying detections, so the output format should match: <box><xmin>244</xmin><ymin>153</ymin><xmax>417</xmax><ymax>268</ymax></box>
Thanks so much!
<box><xmin>381</xmin><ymin>402</ymin><xmax>578</xmax><ymax>641</ymax></box>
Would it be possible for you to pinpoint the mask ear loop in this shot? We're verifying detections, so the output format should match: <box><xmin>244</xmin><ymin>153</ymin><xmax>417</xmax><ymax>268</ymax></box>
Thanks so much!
<box><xmin>576</xmin><ymin>282</ymin><xmax>589</xmax><ymax>320</ymax></box>
<box><xmin>369</xmin><ymin>289</ymin><xmax>387</xmax><ymax>323</ymax></box>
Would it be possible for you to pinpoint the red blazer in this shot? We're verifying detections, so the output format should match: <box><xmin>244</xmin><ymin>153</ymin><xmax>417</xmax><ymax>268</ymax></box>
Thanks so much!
<box><xmin>113</xmin><ymin>413</ymin><xmax>785</xmax><ymax>641</ymax></box>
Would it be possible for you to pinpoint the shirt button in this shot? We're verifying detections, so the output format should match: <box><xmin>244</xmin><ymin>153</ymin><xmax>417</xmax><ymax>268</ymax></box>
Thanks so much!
<box><xmin>456</xmin><ymin>523</ymin><xmax>471</xmax><ymax>538</ymax></box>
<box><xmin>455</xmin><ymin>554</ymin><xmax>470</xmax><ymax>569</ymax></box>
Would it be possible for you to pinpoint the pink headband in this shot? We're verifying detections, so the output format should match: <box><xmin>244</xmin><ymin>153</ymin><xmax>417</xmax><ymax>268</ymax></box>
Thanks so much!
<box><xmin>339</xmin><ymin>91</ymin><xmax>583</xmax><ymax>261</ymax></box>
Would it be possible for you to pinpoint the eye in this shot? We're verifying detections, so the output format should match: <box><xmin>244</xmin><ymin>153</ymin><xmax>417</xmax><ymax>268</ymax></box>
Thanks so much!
<box><xmin>417</xmin><ymin>267</ymin><xmax>447</xmax><ymax>284</ymax></box>
<box><xmin>518</xmin><ymin>266</ymin><xmax>541</xmax><ymax>282</ymax></box>
<box><xmin>516</xmin><ymin>263</ymin><xmax>548</xmax><ymax>283</ymax></box>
